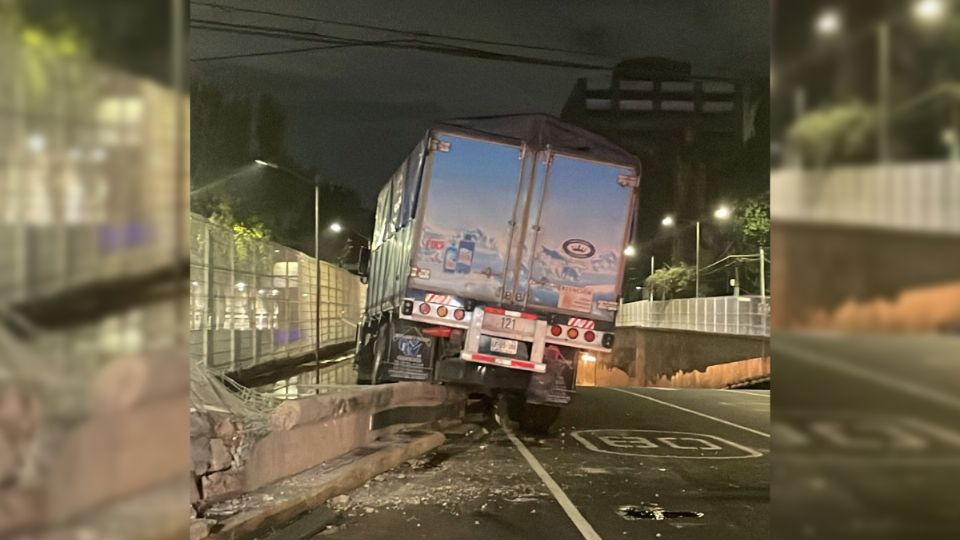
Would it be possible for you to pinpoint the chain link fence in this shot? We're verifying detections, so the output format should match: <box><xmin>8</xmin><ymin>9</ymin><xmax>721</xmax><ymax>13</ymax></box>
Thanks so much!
<box><xmin>773</xmin><ymin>163</ymin><xmax>960</xmax><ymax>234</ymax></box>
<box><xmin>617</xmin><ymin>296</ymin><xmax>770</xmax><ymax>336</ymax></box>
<box><xmin>190</xmin><ymin>214</ymin><xmax>366</xmax><ymax>374</ymax></box>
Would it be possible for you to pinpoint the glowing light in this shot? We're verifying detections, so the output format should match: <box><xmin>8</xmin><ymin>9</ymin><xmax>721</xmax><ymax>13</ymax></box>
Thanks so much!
<box><xmin>714</xmin><ymin>206</ymin><xmax>731</xmax><ymax>220</ymax></box>
<box><xmin>815</xmin><ymin>10</ymin><xmax>841</xmax><ymax>35</ymax></box>
<box><xmin>623</xmin><ymin>245</ymin><xmax>636</xmax><ymax>257</ymax></box>
<box><xmin>330</xmin><ymin>222</ymin><xmax>343</xmax><ymax>233</ymax></box>
<box><xmin>661</xmin><ymin>215</ymin><xmax>675</xmax><ymax>227</ymax></box>
<box><xmin>581</xmin><ymin>353</ymin><xmax>597</xmax><ymax>363</ymax></box>
<box><xmin>914</xmin><ymin>0</ymin><xmax>946</xmax><ymax>22</ymax></box>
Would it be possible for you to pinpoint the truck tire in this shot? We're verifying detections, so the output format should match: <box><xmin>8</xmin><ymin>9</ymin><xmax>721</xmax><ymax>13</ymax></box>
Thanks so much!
<box><xmin>504</xmin><ymin>393</ymin><xmax>524</xmax><ymax>423</ymax></box>
<box><xmin>518</xmin><ymin>403</ymin><xmax>561</xmax><ymax>436</ymax></box>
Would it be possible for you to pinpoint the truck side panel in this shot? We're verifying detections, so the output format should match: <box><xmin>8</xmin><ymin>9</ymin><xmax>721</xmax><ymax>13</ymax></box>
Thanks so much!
<box><xmin>408</xmin><ymin>132</ymin><xmax>524</xmax><ymax>303</ymax></box>
<box><xmin>366</xmin><ymin>139</ymin><xmax>426</xmax><ymax>317</ymax></box>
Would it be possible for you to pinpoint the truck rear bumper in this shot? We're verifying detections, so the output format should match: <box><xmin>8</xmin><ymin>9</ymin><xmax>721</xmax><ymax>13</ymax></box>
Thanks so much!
<box><xmin>436</xmin><ymin>358</ymin><xmax>532</xmax><ymax>392</ymax></box>
<box><xmin>461</xmin><ymin>351</ymin><xmax>546</xmax><ymax>373</ymax></box>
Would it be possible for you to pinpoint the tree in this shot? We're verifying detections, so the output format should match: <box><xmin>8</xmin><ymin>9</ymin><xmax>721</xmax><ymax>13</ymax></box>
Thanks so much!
<box><xmin>644</xmin><ymin>263</ymin><xmax>696</xmax><ymax>300</ymax></box>
<box><xmin>733</xmin><ymin>196</ymin><xmax>770</xmax><ymax>251</ymax></box>
<box><xmin>786</xmin><ymin>102</ymin><xmax>875</xmax><ymax>167</ymax></box>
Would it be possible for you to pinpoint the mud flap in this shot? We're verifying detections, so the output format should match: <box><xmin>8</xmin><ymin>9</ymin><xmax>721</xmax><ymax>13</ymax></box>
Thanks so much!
<box><xmin>376</xmin><ymin>319</ymin><xmax>437</xmax><ymax>383</ymax></box>
<box><xmin>525</xmin><ymin>344</ymin><xmax>577</xmax><ymax>406</ymax></box>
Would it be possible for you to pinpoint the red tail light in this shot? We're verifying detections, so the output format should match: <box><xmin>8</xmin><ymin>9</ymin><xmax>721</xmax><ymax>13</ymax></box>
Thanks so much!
<box><xmin>453</xmin><ymin>309</ymin><xmax>465</xmax><ymax>320</ymax></box>
<box><xmin>550</xmin><ymin>325</ymin><xmax>563</xmax><ymax>337</ymax></box>
<box><xmin>584</xmin><ymin>330</ymin><xmax>596</xmax><ymax>343</ymax></box>
<box><xmin>418</xmin><ymin>303</ymin><xmax>431</xmax><ymax>315</ymax></box>
<box><xmin>567</xmin><ymin>328</ymin><xmax>579</xmax><ymax>339</ymax></box>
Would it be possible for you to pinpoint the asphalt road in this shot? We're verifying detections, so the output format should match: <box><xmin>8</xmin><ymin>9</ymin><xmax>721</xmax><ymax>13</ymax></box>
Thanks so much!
<box><xmin>773</xmin><ymin>332</ymin><xmax>960</xmax><ymax>539</ymax></box>
<box><xmin>269</xmin><ymin>386</ymin><xmax>770</xmax><ymax>540</ymax></box>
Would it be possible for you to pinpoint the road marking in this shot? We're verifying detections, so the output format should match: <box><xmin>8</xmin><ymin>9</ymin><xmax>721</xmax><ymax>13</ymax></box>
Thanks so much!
<box><xmin>609</xmin><ymin>388</ymin><xmax>770</xmax><ymax>438</ymax></box>
<box><xmin>499</xmin><ymin>417</ymin><xmax>602</xmax><ymax>540</ymax></box>
<box><xmin>726</xmin><ymin>389</ymin><xmax>770</xmax><ymax>398</ymax></box>
<box><xmin>782</xmin><ymin>342</ymin><xmax>960</xmax><ymax>413</ymax></box>
<box><xmin>572</xmin><ymin>429</ymin><xmax>761</xmax><ymax>459</ymax></box>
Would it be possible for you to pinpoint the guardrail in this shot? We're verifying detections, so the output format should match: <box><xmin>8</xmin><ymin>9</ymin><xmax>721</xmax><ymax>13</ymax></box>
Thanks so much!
<box><xmin>617</xmin><ymin>296</ymin><xmax>770</xmax><ymax>337</ymax></box>
<box><xmin>772</xmin><ymin>163</ymin><xmax>960</xmax><ymax>234</ymax></box>
<box><xmin>189</xmin><ymin>214</ymin><xmax>366</xmax><ymax>374</ymax></box>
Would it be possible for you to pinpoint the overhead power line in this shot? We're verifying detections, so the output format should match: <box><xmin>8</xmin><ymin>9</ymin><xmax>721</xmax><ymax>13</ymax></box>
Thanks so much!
<box><xmin>190</xmin><ymin>19</ymin><xmax>613</xmax><ymax>70</ymax></box>
<box><xmin>192</xmin><ymin>0</ymin><xmax>612</xmax><ymax>60</ymax></box>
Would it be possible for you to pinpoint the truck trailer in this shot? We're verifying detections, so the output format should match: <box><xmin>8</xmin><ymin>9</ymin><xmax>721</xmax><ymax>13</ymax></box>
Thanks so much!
<box><xmin>355</xmin><ymin>114</ymin><xmax>640</xmax><ymax>433</ymax></box>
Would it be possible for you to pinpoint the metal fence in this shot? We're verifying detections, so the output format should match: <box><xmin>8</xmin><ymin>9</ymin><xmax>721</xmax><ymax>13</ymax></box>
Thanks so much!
<box><xmin>0</xmin><ymin>47</ymin><xmax>186</xmax><ymax>309</ymax></box>
<box><xmin>190</xmin><ymin>214</ymin><xmax>366</xmax><ymax>374</ymax></box>
<box><xmin>617</xmin><ymin>296</ymin><xmax>770</xmax><ymax>336</ymax></box>
<box><xmin>772</xmin><ymin>163</ymin><xmax>960</xmax><ymax>234</ymax></box>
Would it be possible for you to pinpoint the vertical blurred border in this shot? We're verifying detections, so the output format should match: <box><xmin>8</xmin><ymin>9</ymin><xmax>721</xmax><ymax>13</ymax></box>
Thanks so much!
<box><xmin>0</xmin><ymin>0</ymin><xmax>188</xmax><ymax>537</ymax></box>
<box><xmin>772</xmin><ymin>0</ymin><xmax>960</xmax><ymax>537</ymax></box>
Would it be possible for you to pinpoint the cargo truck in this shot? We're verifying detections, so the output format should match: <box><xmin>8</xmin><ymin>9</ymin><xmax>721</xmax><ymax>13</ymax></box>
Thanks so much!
<box><xmin>355</xmin><ymin>114</ymin><xmax>640</xmax><ymax>433</ymax></box>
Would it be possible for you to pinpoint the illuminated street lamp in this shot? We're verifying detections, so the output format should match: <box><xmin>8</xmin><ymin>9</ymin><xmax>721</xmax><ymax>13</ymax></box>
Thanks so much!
<box><xmin>329</xmin><ymin>222</ymin><xmax>343</xmax><ymax>233</ymax></box>
<box><xmin>815</xmin><ymin>9</ymin><xmax>842</xmax><ymax>36</ymax></box>
<box><xmin>914</xmin><ymin>0</ymin><xmax>946</xmax><ymax>22</ymax></box>
<box><xmin>661</xmin><ymin>205</ymin><xmax>734</xmax><ymax>297</ymax></box>
<box><xmin>623</xmin><ymin>245</ymin><xmax>636</xmax><ymax>257</ymax></box>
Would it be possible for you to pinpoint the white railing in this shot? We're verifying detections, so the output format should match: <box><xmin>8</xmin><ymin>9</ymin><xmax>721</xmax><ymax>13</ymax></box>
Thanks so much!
<box><xmin>772</xmin><ymin>163</ymin><xmax>960</xmax><ymax>234</ymax></box>
<box><xmin>617</xmin><ymin>296</ymin><xmax>770</xmax><ymax>336</ymax></box>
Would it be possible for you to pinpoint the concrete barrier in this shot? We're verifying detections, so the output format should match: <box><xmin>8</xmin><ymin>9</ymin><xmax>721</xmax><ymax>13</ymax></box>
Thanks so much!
<box><xmin>191</xmin><ymin>382</ymin><xmax>466</xmax><ymax>506</ymax></box>
<box><xmin>0</xmin><ymin>347</ymin><xmax>189</xmax><ymax>538</ymax></box>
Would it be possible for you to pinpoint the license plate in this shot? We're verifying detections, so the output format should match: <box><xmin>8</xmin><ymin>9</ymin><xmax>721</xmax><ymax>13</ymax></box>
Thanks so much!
<box><xmin>482</xmin><ymin>313</ymin><xmax>536</xmax><ymax>335</ymax></box>
<box><xmin>490</xmin><ymin>337</ymin><xmax>519</xmax><ymax>355</ymax></box>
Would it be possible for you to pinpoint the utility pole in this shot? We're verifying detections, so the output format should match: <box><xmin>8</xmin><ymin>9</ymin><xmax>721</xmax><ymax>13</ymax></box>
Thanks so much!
<box><xmin>760</xmin><ymin>247</ymin><xmax>766</xmax><ymax>300</ymax></box>
<box><xmin>877</xmin><ymin>21</ymin><xmax>891</xmax><ymax>164</ymax></box>
<box><xmin>695</xmin><ymin>221</ymin><xmax>701</xmax><ymax>298</ymax></box>
<box><xmin>649</xmin><ymin>255</ymin><xmax>655</xmax><ymax>300</ymax></box>
<box><xmin>314</xmin><ymin>174</ymin><xmax>320</xmax><ymax>364</ymax></box>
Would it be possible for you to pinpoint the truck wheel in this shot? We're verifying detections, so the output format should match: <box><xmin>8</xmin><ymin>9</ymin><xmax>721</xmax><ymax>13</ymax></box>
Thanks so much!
<box><xmin>505</xmin><ymin>393</ymin><xmax>524</xmax><ymax>422</ymax></box>
<box><xmin>518</xmin><ymin>403</ymin><xmax>561</xmax><ymax>436</ymax></box>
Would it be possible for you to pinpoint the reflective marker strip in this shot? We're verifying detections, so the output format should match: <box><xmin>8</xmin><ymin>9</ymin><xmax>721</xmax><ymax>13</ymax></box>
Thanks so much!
<box><xmin>425</xmin><ymin>293</ymin><xmax>453</xmax><ymax>305</ymax></box>
<box><xmin>463</xmin><ymin>352</ymin><xmax>546</xmax><ymax>373</ymax></box>
<box><xmin>484</xmin><ymin>306</ymin><xmax>538</xmax><ymax>320</ymax></box>
<box><xmin>567</xmin><ymin>317</ymin><xmax>596</xmax><ymax>329</ymax></box>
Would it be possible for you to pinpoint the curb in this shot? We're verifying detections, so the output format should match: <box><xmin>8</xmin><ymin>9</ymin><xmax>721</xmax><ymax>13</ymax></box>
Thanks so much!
<box><xmin>203</xmin><ymin>430</ymin><xmax>445</xmax><ymax>540</ymax></box>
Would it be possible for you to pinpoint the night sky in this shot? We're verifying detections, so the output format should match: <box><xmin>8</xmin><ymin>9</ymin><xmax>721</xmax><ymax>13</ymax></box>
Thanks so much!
<box><xmin>191</xmin><ymin>0</ymin><xmax>769</xmax><ymax>207</ymax></box>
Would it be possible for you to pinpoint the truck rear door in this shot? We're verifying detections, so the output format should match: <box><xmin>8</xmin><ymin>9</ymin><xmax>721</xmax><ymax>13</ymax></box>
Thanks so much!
<box><xmin>409</xmin><ymin>132</ymin><xmax>525</xmax><ymax>303</ymax></box>
<box><xmin>522</xmin><ymin>153</ymin><xmax>637</xmax><ymax>321</ymax></box>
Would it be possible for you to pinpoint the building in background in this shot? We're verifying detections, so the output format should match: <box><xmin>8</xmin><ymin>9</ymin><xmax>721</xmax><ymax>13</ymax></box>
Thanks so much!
<box><xmin>561</xmin><ymin>57</ymin><xmax>767</xmax><ymax>275</ymax></box>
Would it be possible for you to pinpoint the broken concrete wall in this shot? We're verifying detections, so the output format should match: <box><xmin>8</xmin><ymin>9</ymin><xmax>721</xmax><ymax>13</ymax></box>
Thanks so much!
<box><xmin>190</xmin><ymin>382</ymin><xmax>466</xmax><ymax>508</ymax></box>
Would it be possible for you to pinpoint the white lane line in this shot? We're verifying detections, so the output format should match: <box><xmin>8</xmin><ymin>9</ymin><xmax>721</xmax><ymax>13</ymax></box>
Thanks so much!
<box><xmin>609</xmin><ymin>388</ymin><xmax>770</xmax><ymax>438</ymax></box>
<box><xmin>499</xmin><ymin>417</ymin><xmax>602</xmax><ymax>540</ymax></box>
<box><xmin>727</xmin><ymin>390</ymin><xmax>770</xmax><ymax>398</ymax></box>
<box><xmin>782</xmin><ymin>342</ymin><xmax>960</xmax><ymax>413</ymax></box>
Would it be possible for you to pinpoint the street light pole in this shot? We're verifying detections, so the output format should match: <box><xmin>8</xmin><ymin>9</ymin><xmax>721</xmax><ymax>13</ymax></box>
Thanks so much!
<box><xmin>314</xmin><ymin>176</ymin><xmax>320</xmax><ymax>364</ymax></box>
<box><xmin>695</xmin><ymin>220</ymin><xmax>701</xmax><ymax>298</ymax></box>
<box><xmin>255</xmin><ymin>159</ymin><xmax>322</xmax><ymax>364</ymax></box>
<box><xmin>877</xmin><ymin>20</ymin><xmax>891</xmax><ymax>164</ymax></box>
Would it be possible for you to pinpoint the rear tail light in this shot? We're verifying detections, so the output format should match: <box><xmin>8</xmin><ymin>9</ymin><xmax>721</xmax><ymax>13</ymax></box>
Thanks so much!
<box><xmin>437</xmin><ymin>306</ymin><xmax>449</xmax><ymax>318</ymax></box>
<box><xmin>584</xmin><ymin>330</ymin><xmax>596</xmax><ymax>343</ymax></box>
<box><xmin>418</xmin><ymin>303</ymin><xmax>431</xmax><ymax>315</ymax></box>
<box><xmin>550</xmin><ymin>325</ymin><xmax>563</xmax><ymax>337</ymax></box>
<box><xmin>567</xmin><ymin>328</ymin><xmax>579</xmax><ymax>339</ymax></box>
<box><xmin>454</xmin><ymin>309</ymin><xmax>465</xmax><ymax>320</ymax></box>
